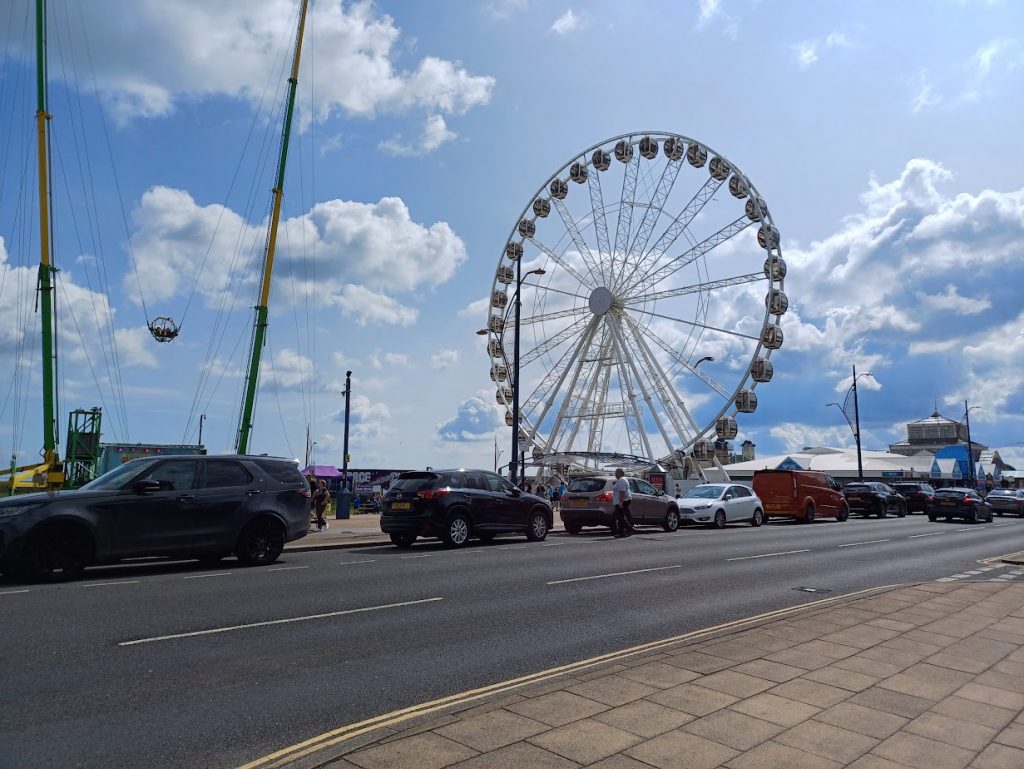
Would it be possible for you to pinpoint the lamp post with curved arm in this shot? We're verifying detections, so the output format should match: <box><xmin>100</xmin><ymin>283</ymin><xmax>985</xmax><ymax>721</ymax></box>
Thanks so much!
<box><xmin>961</xmin><ymin>401</ymin><xmax>981</xmax><ymax>488</ymax></box>
<box><xmin>826</xmin><ymin>365</ymin><xmax>874</xmax><ymax>482</ymax></box>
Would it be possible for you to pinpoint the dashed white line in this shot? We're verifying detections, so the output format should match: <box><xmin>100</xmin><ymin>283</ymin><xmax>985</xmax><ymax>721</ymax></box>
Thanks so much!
<box><xmin>401</xmin><ymin>554</ymin><xmax>432</xmax><ymax>559</ymax></box>
<box><xmin>837</xmin><ymin>539</ymin><xmax>891</xmax><ymax>548</ymax></box>
<box><xmin>992</xmin><ymin>523</ymin><xmax>1014</xmax><ymax>527</ymax></box>
<box><xmin>955</xmin><ymin>527</ymin><xmax>980</xmax><ymax>532</ymax></box>
<box><xmin>726</xmin><ymin>549</ymin><xmax>810</xmax><ymax>562</ymax></box>
<box><xmin>909</xmin><ymin>532</ymin><xmax>945</xmax><ymax>539</ymax></box>
<box><xmin>81</xmin><ymin>580</ymin><xmax>140</xmax><ymax>588</ymax></box>
<box><xmin>0</xmin><ymin>589</ymin><xmax>30</xmax><ymax>596</ymax></box>
<box><xmin>267</xmin><ymin>565</ymin><xmax>310</xmax><ymax>572</ymax></box>
<box><xmin>183</xmin><ymin>572</ymin><xmax>231</xmax><ymax>580</ymax></box>
<box><xmin>338</xmin><ymin>559</ymin><xmax>376</xmax><ymax>565</ymax></box>
<box><xmin>118</xmin><ymin>597</ymin><xmax>444</xmax><ymax>646</ymax></box>
<box><xmin>547</xmin><ymin>565</ymin><xmax>683</xmax><ymax>585</ymax></box>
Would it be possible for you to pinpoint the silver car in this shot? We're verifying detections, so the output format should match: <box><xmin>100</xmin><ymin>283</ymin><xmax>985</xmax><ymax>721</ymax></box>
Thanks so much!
<box><xmin>677</xmin><ymin>483</ymin><xmax>764</xmax><ymax>528</ymax></box>
<box><xmin>560</xmin><ymin>476</ymin><xmax>681</xmax><ymax>534</ymax></box>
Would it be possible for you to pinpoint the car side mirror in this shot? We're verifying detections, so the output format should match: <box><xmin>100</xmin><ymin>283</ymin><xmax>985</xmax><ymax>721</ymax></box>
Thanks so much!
<box><xmin>133</xmin><ymin>479</ymin><xmax>161</xmax><ymax>494</ymax></box>
<box><xmin>655</xmin><ymin>490</ymin><xmax>664</xmax><ymax>496</ymax></box>
<box><xmin>724</xmin><ymin>494</ymin><xmax>733</xmax><ymax>501</ymax></box>
<box><xmin>510</xmin><ymin>488</ymin><xmax>521</xmax><ymax>497</ymax></box>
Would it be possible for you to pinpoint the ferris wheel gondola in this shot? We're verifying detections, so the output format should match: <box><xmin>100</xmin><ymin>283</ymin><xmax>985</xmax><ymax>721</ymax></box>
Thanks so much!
<box><xmin>485</xmin><ymin>131</ymin><xmax>787</xmax><ymax>470</ymax></box>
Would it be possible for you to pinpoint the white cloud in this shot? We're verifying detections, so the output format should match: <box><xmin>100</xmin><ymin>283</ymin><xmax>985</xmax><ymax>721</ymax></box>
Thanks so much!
<box><xmin>437</xmin><ymin>391</ymin><xmax>502</xmax><ymax>442</ymax></box>
<box><xmin>431</xmin><ymin>349</ymin><xmax>459</xmax><ymax>369</ymax></box>
<box><xmin>1</xmin><ymin>1</ymin><xmax>495</xmax><ymax>131</ymax></box>
<box><xmin>908</xmin><ymin>339</ymin><xmax>959</xmax><ymax>356</ymax></box>
<box><xmin>113</xmin><ymin>327</ymin><xmax>160</xmax><ymax>369</ymax></box>
<box><xmin>551</xmin><ymin>10</ymin><xmax>580</xmax><ymax>35</ymax></box>
<box><xmin>487</xmin><ymin>0</ymin><xmax>529</xmax><ymax>19</ymax></box>
<box><xmin>793</xmin><ymin>41</ymin><xmax>818</xmax><ymax>69</ymax></box>
<box><xmin>973</xmin><ymin>39</ymin><xmax>1011</xmax><ymax>77</ymax></box>
<box><xmin>263</xmin><ymin>348</ymin><xmax>313</xmax><ymax>392</ymax></box>
<box><xmin>770</xmin><ymin>423</ymin><xmax>856</xmax><ymax>452</ymax></box>
<box><xmin>916</xmin><ymin>284</ymin><xmax>992</xmax><ymax>315</ymax></box>
<box><xmin>697</xmin><ymin>0</ymin><xmax>722</xmax><ymax>26</ymax></box>
<box><xmin>379</xmin><ymin>114</ymin><xmax>457</xmax><ymax>156</ymax></box>
<box><xmin>458</xmin><ymin>296</ymin><xmax>491</xmax><ymax>319</ymax></box>
<box><xmin>910</xmin><ymin>69</ymin><xmax>941</xmax><ymax>112</ymax></box>
<box><xmin>336</xmin><ymin>285</ymin><xmax>418</xmax><ymax>327</ymax></box>
<box><xmin>825</xmin><ymin>32</ymin><xmax>852</xmax><ymax>49</ymax></box>
<box><xmin>368</xmin><ymin>350</ymin><xmax>412</xmax><ymax>370</ymax></box>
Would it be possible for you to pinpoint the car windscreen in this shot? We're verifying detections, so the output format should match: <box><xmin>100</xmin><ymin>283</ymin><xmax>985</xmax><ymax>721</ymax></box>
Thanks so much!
<box><xmin>987</xmin><ymin>489</ymin><xmax>1014</xmax><ymax>496</ymax></box>
<box><xmin>934</xmin><ymin>488</ymin><xmax>967</xmax><ymax>496</ymax></box>
<box><xmin>567</xmin><ymin>478</ymin><xmax>608</xmax><ymax>493</ymax></box>
<box><xmin>80</xmin><ymin>460</ymin><xmax>150</xmax><ymax>490</ymax></box>
<box><xmin>683</xmin><ymin>485</ymin><xmax>725</xmax><ymax>499</ymax></box>
<box><xmin>843</xmin><ymin>484</ymin><xmax>872</xmax><ymax>492</ymax></box>
<box><xmin>390</xmin><ymin>473</ymin><xmax>442</xmax><ymax>492</ymax></box>
<box><xmin>254</xmin><ymin>459</ymin><xmax>304</xmax><ymax>484</ymax></box>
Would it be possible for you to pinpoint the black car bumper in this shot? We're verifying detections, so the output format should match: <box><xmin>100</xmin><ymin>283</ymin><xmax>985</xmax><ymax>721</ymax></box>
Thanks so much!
<box><xmin>380</xmin><ymin>515</ymin><xmax>442</xmax><ymax>537</ymax></box>
<box><xmin>559</xmin><ymin>509</ymin><xmax>613</xmax><ymax>527</ymax></box>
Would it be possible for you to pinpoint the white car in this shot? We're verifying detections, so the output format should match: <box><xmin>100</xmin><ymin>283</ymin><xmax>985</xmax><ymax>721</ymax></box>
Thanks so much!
<box><xmin>677</xmin><ymin>483</ymin><xmax>764</xmax><ymax>528</ymax></box>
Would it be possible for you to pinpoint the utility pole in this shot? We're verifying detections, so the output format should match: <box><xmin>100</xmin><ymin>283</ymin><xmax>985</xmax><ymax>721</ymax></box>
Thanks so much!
<box><xmin>337</xmin><ymin>371</ymin><xmax>353</xmax><ymax>520</ymax></box>
<box><xmin>852</xmin><ymin>364</ymin><xmax>864</xmax><ymax>482</ymax></box>
<box><xmin>198</xmin><ymin>414</ymin><xmax>206</xmax><ymax>447</ymax></box>
<box><xmin>964</xmin><ymin>399</ymin><xmax>975</xmax><ymax>488</ymax></box>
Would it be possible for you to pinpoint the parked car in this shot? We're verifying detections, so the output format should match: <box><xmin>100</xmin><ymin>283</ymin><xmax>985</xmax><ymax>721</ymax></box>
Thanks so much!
<box><xmin>892</xmin><ymin>482</ymin><xmax>937</xmax><ymax>515</ymax></box>
<box><xmin>842</xmin><ymin>482</ymin><xmax>907</xmax><ymax>518</ymax></box>
<box><xmin>752</xmin><ymin>470</ymin><xmax>849</xmax><ymax>524</ymax></box>
<box><xmin>560</xmin><ymin>475</ymin><xmax>680</xmax><ymax>534</ymax></box>
<box><xmin>379</xmin><ymin>469</ymin><xmax>551</xmax><ymax>548</ymax></box>
<box><xmin>985</xmin><ymin>488</ymin><xmax>1024</xmax><ymax>517</ymax></box>
<box><xmin>929</xmin><ymin>487</ymin><xmax>994</xmax><ymax>523</ymax></box>
<box><xmin>677</xmin><ymin>484</ymin><xmax>764</xmax><ymax>528</ymax></box>
<box><xmin>0</xmin><ymin>455</ymin><xmax>311</xmax><ymax>581</ymax></box>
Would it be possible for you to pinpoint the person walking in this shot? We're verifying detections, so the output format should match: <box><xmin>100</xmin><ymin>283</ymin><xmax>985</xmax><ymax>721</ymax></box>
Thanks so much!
<box><xmin>611</xmin><ymin>468</ymin><xmax>634</xmax><ymax>537</ymax></box>
<box><xmin>554</xmin><ymin>480</ymin><xmax>566</xmax><ymax>513</ymax></box>
<box><xmin>312</xmin><ymin>479</ymin><xmax>331</xmax><ymax>532</ymax></box>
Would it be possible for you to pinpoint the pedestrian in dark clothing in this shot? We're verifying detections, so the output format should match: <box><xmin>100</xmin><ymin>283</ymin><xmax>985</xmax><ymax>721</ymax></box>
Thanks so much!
<box><xmin>312</xmin><ymin>479</ymin><xmax>331</xmax><ymax>532</ymax></box>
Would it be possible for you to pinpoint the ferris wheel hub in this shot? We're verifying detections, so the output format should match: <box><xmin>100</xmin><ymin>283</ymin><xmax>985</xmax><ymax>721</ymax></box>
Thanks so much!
<box><xmin>588</xmin><ymin>286</ymin><xmax>615</xmax><ymax>317</ymax></box>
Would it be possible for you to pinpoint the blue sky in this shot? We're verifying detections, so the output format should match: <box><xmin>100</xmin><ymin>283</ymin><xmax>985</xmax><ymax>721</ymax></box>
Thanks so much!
<box><xmin>1</xmin><ymin>0</ymin><xmax>1023</xmax><ymax>473</ymax></box>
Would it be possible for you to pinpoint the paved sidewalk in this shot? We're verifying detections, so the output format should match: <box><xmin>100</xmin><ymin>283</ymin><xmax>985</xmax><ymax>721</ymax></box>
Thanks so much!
<box><xmin>257</xmin><ymin>581</ymin><xmax>1024</xmax><ymax>769</ymax></box>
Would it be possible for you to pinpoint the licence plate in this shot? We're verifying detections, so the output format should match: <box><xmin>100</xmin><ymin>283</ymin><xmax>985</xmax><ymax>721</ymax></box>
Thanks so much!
<box><xmin>568</xmin><ymin>499</ymin><xmax>588</xmax><ymax>507</ymax></box>
<box><xmin>391</xmin><ymin>502</ymin><xmax>411</xmax><ymax>511</ymax></box>
<box><xmin>939</xmin><ymin>501</ymin><xmax>955</xmax><ymax>507</ymax></box>
<box><xmin>765</xmin><ymin>503</ymin><xmax>783</xmax><ymax>511</ymax></box>
<box><xmin>847</xmin><ymin>495</ymin><xmax>862</xmax><ymax>501</ymax></box>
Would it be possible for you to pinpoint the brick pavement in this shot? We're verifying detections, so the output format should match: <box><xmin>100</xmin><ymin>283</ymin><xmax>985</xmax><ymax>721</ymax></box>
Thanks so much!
<box><xmin>259</xmin><ymin>582</ymin><xmax>1024</xmax><ymax>769</ymax></box>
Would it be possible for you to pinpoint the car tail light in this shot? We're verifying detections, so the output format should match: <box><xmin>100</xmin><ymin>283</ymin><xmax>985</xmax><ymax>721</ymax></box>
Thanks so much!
<box><xmin>964</xmin><ymin>496</ymin><xmax>974</xmax><ymax>504</ymax></box>
<box><xmin>294</xmin><ymin>488</ymin><xmax>311</xmax><ymax>498</ymax></box>
<box><xmin>417</xmin><ymin>488</ymin><xmax>450</xmax><ymax>500</ymax></box>
<box><xmin>595</xmin><ymin>492</ymin><xmax>613</xmax><ymax>503</ymax></box>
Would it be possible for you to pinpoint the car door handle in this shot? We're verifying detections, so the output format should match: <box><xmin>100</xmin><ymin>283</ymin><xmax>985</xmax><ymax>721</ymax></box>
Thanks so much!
<box><xmin>247</xmin><ymin>489</ymin><xmax>261</xmax><ymax>496</ymax></box>
<box><xmin>177</xmin><ymin>494</ymin><xmax>196</xmax><ymax>502</ymax></box>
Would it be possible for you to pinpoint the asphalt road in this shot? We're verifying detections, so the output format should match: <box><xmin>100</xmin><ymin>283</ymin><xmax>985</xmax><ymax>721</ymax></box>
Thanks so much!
<box><xmin>3</xmin><ymin>513</ymin><xmax>1024</xmax><ymax>769</ymax></box>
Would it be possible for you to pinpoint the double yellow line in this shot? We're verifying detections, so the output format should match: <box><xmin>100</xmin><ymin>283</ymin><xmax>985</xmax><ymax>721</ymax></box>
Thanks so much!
<box><xmin>238</xmin><ymin>584</ymin><xmax>897</xmax><ymax>769</ymax></box>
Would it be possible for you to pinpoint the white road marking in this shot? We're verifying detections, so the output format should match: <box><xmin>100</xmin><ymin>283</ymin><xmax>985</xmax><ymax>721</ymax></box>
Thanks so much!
<box><xmin>0</xmin><ymin>589</ymin><xmax>31</xmax><ymax>596</ymax></box>
<box><xmin>937</xmin><ymin>577</ymin><xmax>957</xmax><ymax>582</ymax></box>
<box><xmin>726</xmin><ymin>549</ymin><xmax>811</xmax><ymax>562</ymax></box>
<box><xmin>909</xmin><ymin>532</ymin><xmax>945</xmax><ymax>538</ymax></box>
<box><xmin>183</xmin><ymin>572</ymin><xmax>231</xmax><ymax>580</ymax></box>
<box><xmin>542</xmin><ymin>542</ymin><xmax>563</xmax><ymax>547</ymax></box>
<box><xmin>339</xmin><ymin>559</ymin><xmax>376</xmax><ymax>565</ymax></box>
<box><xmin>81</xmin><ymin>580</ymin><xmax>140</xmax><ymax>588</ymax></box>
<box><xmin>119</xmin><ymin>597</ymin><xmax>444</xmax><ymax>646</ymax></box>
<box><xmin>955</xmin><ymin>527</ymin><xmax>979</xmax><ymax>532</ymax></box>
<box><xmin>548</xmin><ymin>565</ymin><xmax>682</xmax><ymax>585</ymax></box>
<box><xmin>401</xmin><ymin>554</ymin><xmax>432</xmax><ymax>559</ymax></box>
<box><xmin>501</xmin><ymin>545</ymin><xmax>528</xmax><ymax>550</ymax></box>
<box><xmin>837</xmin><ymin>539</ymin><xmax>891</xmax><ymax>548</ymax></box>
<box><xmin>964</xmin><ymin>570</ymin><xmax>983</xmax><ymax>575</ymax></box>
<box><xmin>992</xmin><ymin>523</ymin><xmax>1014</xmax><ymax>527</ymax></box>
<box><xmin>267</xmin><ymin>566</ymin><xmax>310</xmax><ymax>572</ymax></box>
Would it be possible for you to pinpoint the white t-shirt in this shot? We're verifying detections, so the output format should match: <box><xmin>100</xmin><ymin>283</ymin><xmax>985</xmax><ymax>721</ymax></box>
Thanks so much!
<box><xmin>612</xmin><ymin>476</ymin><xmax>631</xmax><ymax>505</ymax></box>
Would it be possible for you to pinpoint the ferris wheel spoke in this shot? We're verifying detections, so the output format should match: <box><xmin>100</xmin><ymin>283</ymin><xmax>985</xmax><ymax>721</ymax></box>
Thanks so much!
<box><xmin>623</xmin><ymin>272</ymin><xmax>763</xmax><ymax>305</ymax></box>
<box><xmin>519</xmin><ymin>305</ymin><xmax>588</xmax><ymax>328</ymax></box>
<box><xmin>608</xmin><ymin>317</ymin><xmax>676</xmax><ymax>456</ymax></box>
<box><xmin>624</xmin><ymin>315</ymin><xmax>732</xmax><ymax>400</ymax></box>
<box><xmin>587</xmin><ymin>170</ymin><xmax>613</xmax><ymax>283</ymax></box>
<box><xmin>542</xmin><ymin>327</ymin><xmax>607</xmax><ymax>454</ymax></box>
<box><xmin>627</xmin><ymin>307</ymin><xmax>760</xmax><ymax>343</ymax></box>
<box><xmin>619</xmin><ymin>176</ymin><xmax>723</xmax><ymax>294</ymax></box>
<box><xmin>527</xmin><ymin>319</ymin><xmax>601</xmax><ymax>451</ymax></box>
<box><xmin>621</xmin><ymin>319</ymin><xmax>695</xmax><ymax>449</ymax></box>
<box><xmin>527</xmin><ymin>236</ymin><xmax>595</xmax><ymax>290</ymax></box>
<box><xmin>587</xmin><ymin>345</ymin><xmax>615</xmax><ymax>454</ymax></box>
<box><xmin>562</xmin><ymin>329</ymin><xmax>612</xmax><ymax>452</ymax></box>
<box><xmin>611</xmin><ymin>151</ymin><xmax>641</xmax><ymax>289</ymax></box>
<box><xmin>619</xmin><ymin>156</ymin><xmax>684</xmax><ymax>289</ymax></box>
<box><xmin>526</xmin><ymin>282</ymin><xmax>590</xmax><ymax>303</ymax></box>
<box><xmin>604</xmin><ymin>316</ymin><xmax>655</xmax><ymax>459</ymax></box>
<box><xmin>550</xmin><ymin>197</ymin><xmax>604</xmax><ymax>287</ymax></box>
<box><xmin>520</xmin><ymin>316</ymin><xmax>590</xmax><ymax>367</ymax></box>
<box><xmin>630</xmin><ymin>215</ymin><xmax>754</xmax><ymax>294</ymax></box>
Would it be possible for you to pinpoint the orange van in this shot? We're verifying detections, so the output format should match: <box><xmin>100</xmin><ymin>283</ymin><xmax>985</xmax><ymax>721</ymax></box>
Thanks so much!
<box><xmin>752</xmin><ymin>470</ymin><xmax>850</xmax><ymax>524</ymax></box>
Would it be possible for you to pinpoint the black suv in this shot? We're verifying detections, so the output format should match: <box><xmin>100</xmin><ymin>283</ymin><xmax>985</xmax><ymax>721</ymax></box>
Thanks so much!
<box><xmin>842</xmin><ymin>482</ymin><xmax>906</xmax><ymax>518</ymax></box>
<box><xmin>892</xmin><ymin>482</ymin><xmax>936</xmax><ymax>514</ymax></box>
<box><xmin>0</xmin><ymin>455</ymin><xmax>310</xmax><ymax>581</ymax></box>
<box><xmin>380</xmin><ymin>469</ymin><xmax>552</xmax><ymax>548</ymax></box>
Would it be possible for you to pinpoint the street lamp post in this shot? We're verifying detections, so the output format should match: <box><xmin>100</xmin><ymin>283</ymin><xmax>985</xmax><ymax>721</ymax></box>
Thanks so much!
<box><xmin>962</xmin><ymin>401</ymin><xmax>980</xmax><ymax>488</ymax></box>
<box><xmin>341</xmin><ymin>370</ymin><xmax>352</xmax><ymax>482</ymax></box>
<box><xmin>478</xmin><ymin>265</ymin><xmax>545</xmax><ymax>487</ymax></box>
<box><xmin>826</xmin><ymin>365</ymin><xmax>873</xmax><ymax>482</ymax></box>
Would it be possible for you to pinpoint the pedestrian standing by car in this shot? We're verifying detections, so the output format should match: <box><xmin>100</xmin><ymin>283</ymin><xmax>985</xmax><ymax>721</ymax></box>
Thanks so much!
<box><xmin>555</xmin><ymin>480</ymin><xmax>566</xmax><ymax>513</ymax></box>
<box><xmin>611</xmin><ymin>468</ymin><xmax>634</xmax><ymax>537</ymax></box>
<box><xmin>536</xmin><ymin>483</ymin><xmax>546</xmax><ymax>501</ymax></box>
<box><xmin>312</xmin><ymin>479</ymin><xmax>331</xmax><ymax>532</ymax></box>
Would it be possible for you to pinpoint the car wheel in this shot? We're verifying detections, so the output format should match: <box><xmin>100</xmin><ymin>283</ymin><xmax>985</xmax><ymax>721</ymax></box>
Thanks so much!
<box><xmin>968</xmin><ymin>510</ymin><xmax>979</xmax><ymax>524</ymax></box>
<box><xmin>389</xmin><ymin>533</ymin><xmax>416</xmax><ymax>549</ymax></box>
<box><xmin>877</xmin><ymin>504</ymin><xmax>887</xmax><ymax>519</ymax></box>
<box><xmin>19</xmin><ymin>523</ymin><xmax>92</xmax><ymax>582</ymax></box>
<box><xmin>442</xmin><ymin>513</ymin><xmax>471</xmax><ymax>547</ymax></box>
<box><xmin>801</xmin><ymin>504</ymin><xmax>815</xmax><ymax>524</ymax></box>
<box><xmin>897</xmin><ymin>501</ymin><xmax>906</xmax><ymax>518</ymax></box>
<box><xmin>663</xmin><ymin>508</ymin><xmax>680</xmax><ymax>532</ymax></box>
<box><xmin>526</xmin><ymin>510</ymin><xmax>549</xmax><ymax>542</ymax></box>
<box><xmin>235</xmin><ymin>518</ymin><xmax>285</xmax><ymax>566</ymax></box>
<box><xmin>477</xmin><ymin>532</ymin><xmax>496</xmax><ymax>543</ymax></box>
<box><xmin>712</xmin><ymin>510</ymin><xmax>727</xmax><ymax>529</ymax></box>
<box><xmin>564</xmin><ymin>523</ymin><xmax>582</xmax><ymax>535</ymax></box>
<box><xmin>837</xmin><ymin>503</ymin><xmax>850</xmax><ymax>523</ymax></box>
<box><xmin>750</xmin><ymin>508</ymin><xmax>764</xmax><ymax>527</ymax></box>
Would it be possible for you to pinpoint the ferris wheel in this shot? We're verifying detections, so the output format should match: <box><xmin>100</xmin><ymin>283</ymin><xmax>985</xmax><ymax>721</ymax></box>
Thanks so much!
<box><xmin>485</xmin><ymin>131</ymin><xmax>787</xmax><ymax>470</ymax></box>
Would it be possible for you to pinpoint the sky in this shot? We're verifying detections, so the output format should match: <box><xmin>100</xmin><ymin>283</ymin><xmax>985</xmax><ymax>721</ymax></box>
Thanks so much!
<box><xmin>1</xmin><ymin>0</ymin><xmax>1023</xmax><ymax>475</ymax></box>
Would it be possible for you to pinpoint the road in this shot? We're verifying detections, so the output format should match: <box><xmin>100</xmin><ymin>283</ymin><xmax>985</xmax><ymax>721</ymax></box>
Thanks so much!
<box><xmin>2</xmin><ymin>514</ymin><xmax>1024</xmax><ymax>769</ymax></box>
